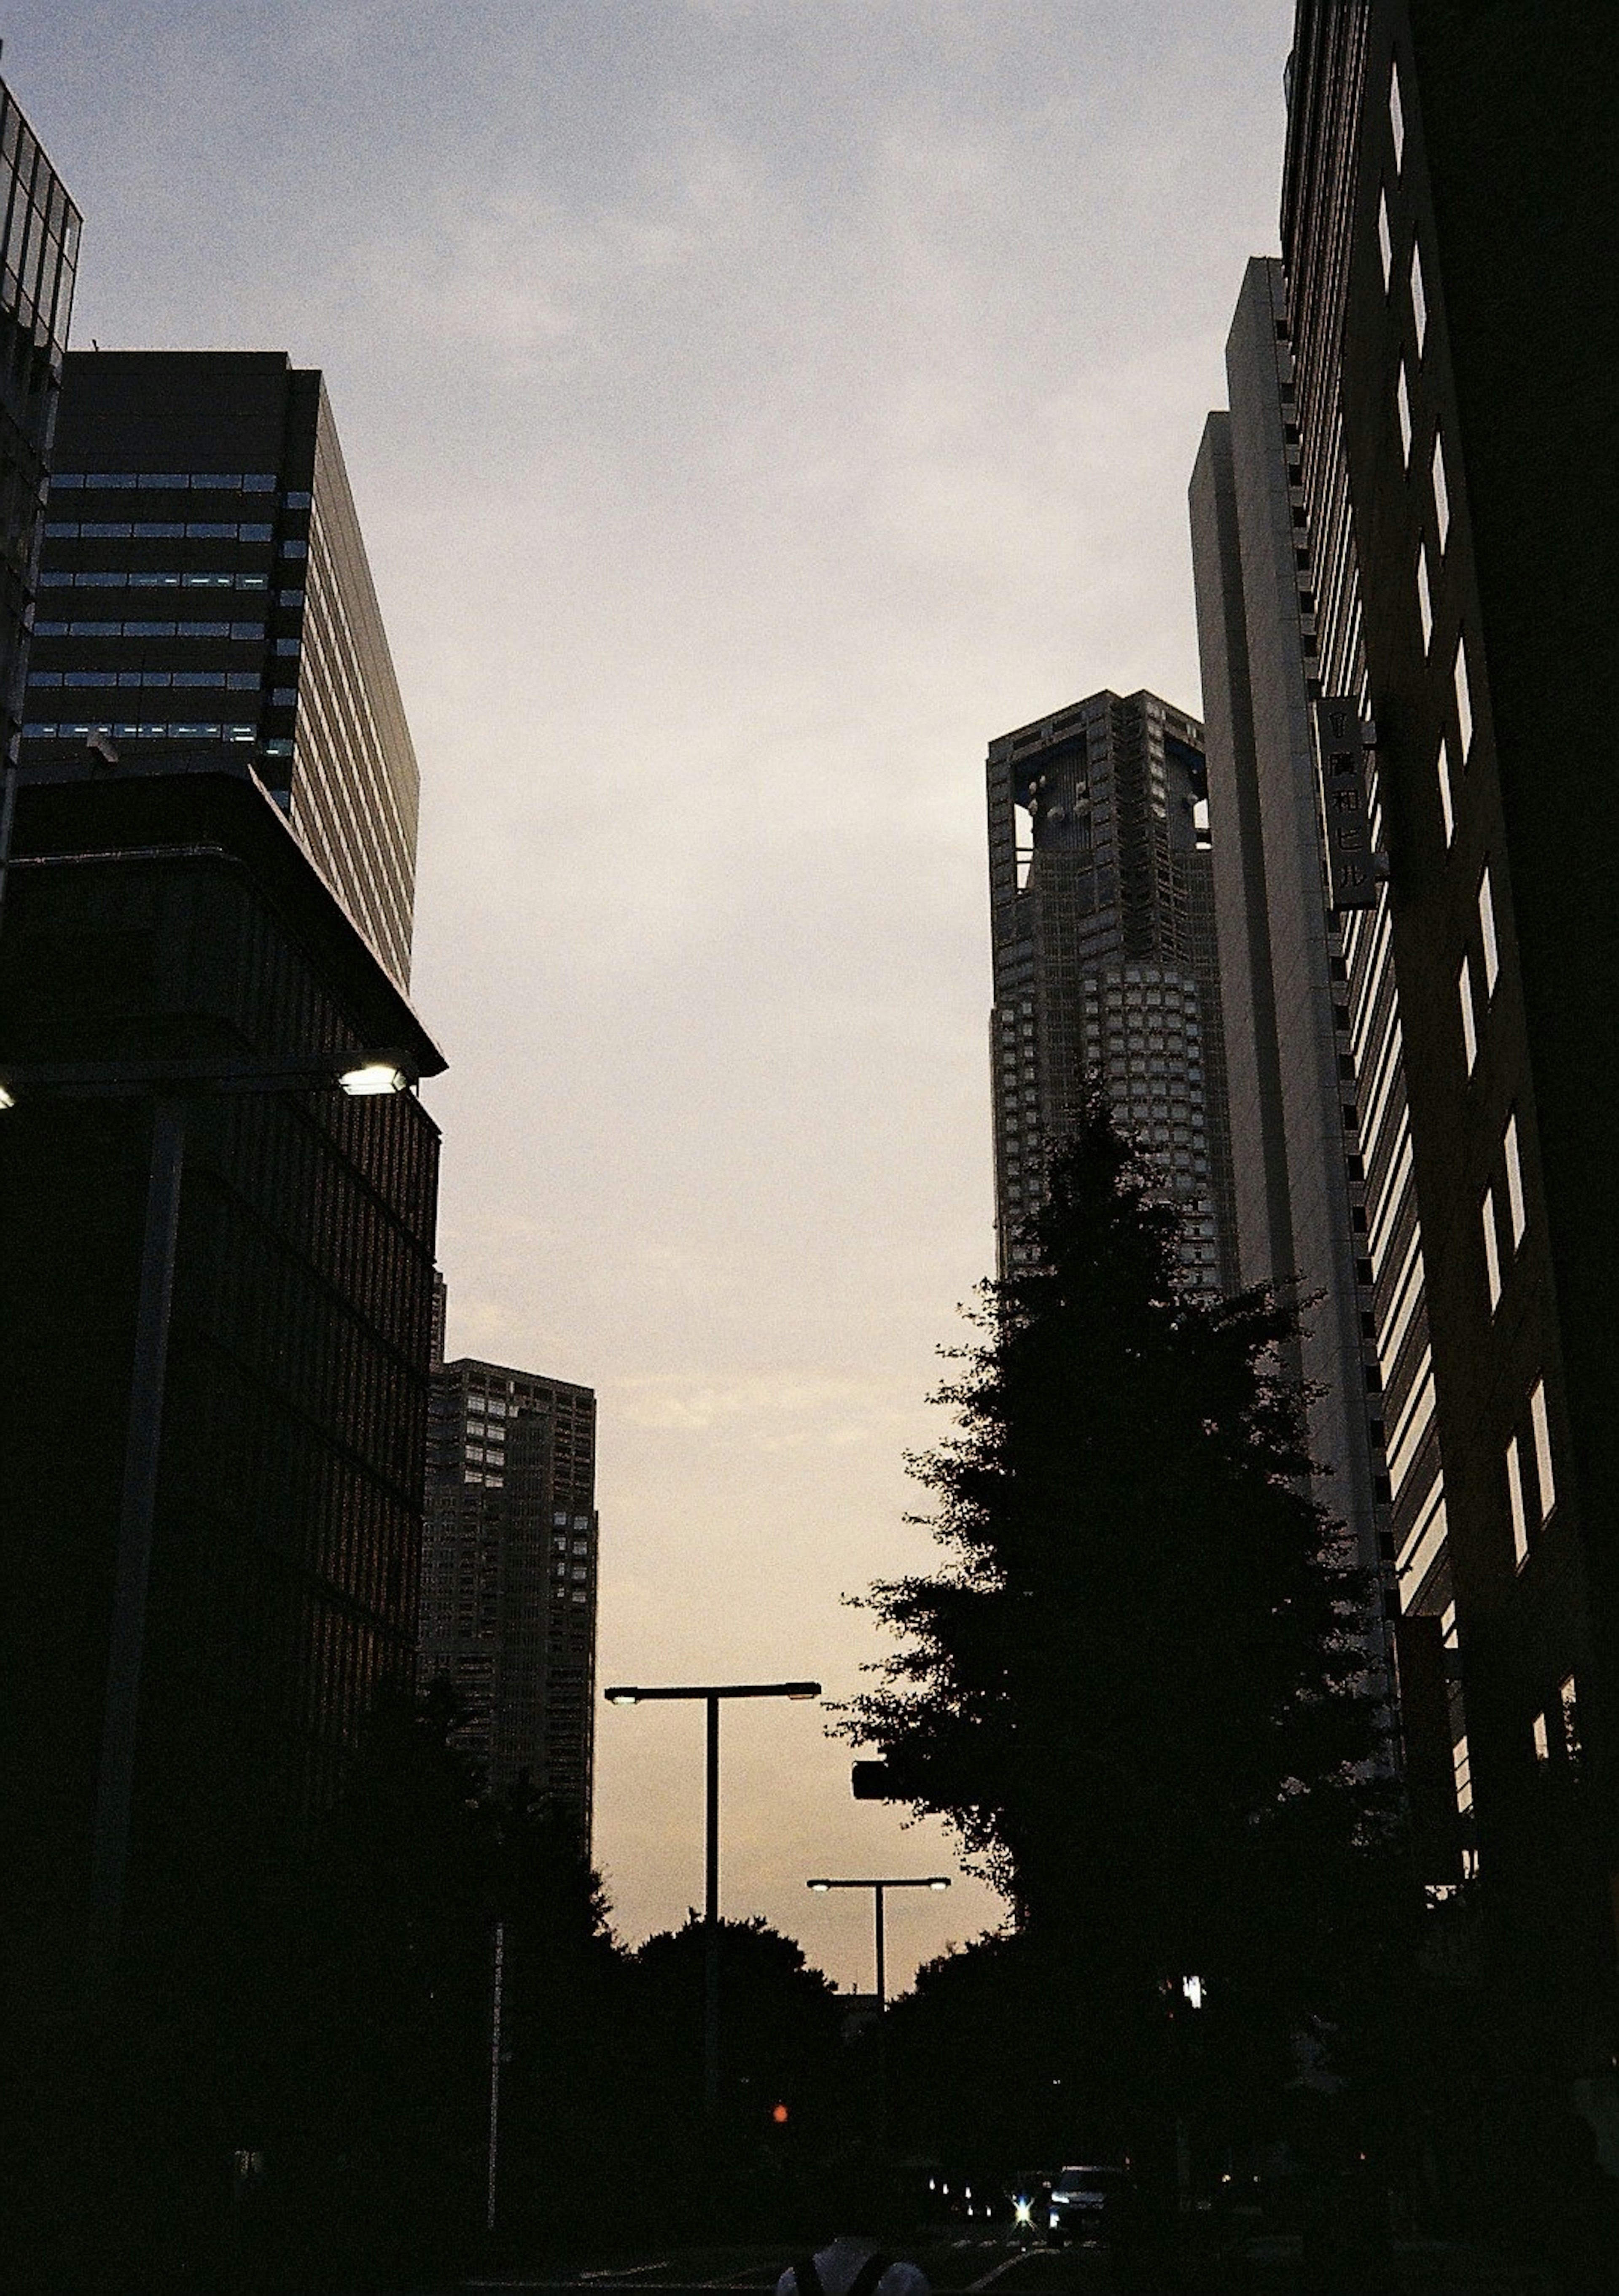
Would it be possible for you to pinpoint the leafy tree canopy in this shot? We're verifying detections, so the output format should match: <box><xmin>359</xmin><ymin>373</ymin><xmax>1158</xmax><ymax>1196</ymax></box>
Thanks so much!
<box><xmin>840</xmin><ymin>1097</ymin><xmax>1390</xmax><ymax>2013</ymax></box>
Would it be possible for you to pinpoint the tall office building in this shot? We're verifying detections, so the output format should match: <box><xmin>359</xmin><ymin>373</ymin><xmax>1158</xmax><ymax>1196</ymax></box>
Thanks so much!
<box><xmin>1271</xmin><ymin>0</ymin><xmax>1619</xmax><ymax>2124</ymax></box>
<box><xmin>420</xmin><ymin>1330</ymin><xmax>599</xmax><ymax>1840</ymax></box>
<box><xmin>0</xmin><ymin>80</ymin><xmax>78</xmax><ymax>751</ymax></box>
<box><xmin>20</xmin><ymin>352</ymin><xmax>418</xmax><ymax>986</ymax></box>
<box><xmin>0</xmin><ymin>754</ymin><xmax>443</xmax><ymax>2037</ymax></box>
<box><xmin>987</xmin><ymin>689</ymin><xmax>1237</xmax><ymax>1295</ymax></box>
<box><xmin>1189</xmin><ymin>261</ymin><xmax>1394</xmax><ymax>1681</ymax></box>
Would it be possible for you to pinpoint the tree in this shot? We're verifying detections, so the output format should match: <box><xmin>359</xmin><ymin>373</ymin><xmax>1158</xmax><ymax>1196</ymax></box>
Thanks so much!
<box><xmin>840</xmin><ymin>1098</ymin><xmax>1393</xmax><ymax>2070</ymax></box>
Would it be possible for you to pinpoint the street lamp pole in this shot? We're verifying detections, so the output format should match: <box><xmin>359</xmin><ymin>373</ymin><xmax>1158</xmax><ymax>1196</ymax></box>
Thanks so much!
<box><xmin>605</xmin><ymin>1678</ymin><xmax>820</xmax><ymax>2115</ymax></box>
<box><xmin>805</xmin><ymin>1873</ymin><xmax>951</xmax><ymax>2149</ymax></box>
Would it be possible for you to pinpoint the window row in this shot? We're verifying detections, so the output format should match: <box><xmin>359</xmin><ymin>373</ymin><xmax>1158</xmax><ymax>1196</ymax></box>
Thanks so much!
<box><xmin>44</xmin><ymin>520</ymin><xmax>276</xmax><ymax>543</ymax></box>
<box><xmin>33</xmin><ymin>618</ymin><xmax>265</xmax><ymax>644</ymax></box>
<box><xmin>39</xmin><ymin>568</ymin><xmax>272</xmax><ymax>592</ymax></box>
<box><xmin>29</xmin><ymin>670</ymin><xmax>262</xmax><ymax>692</ymax></box>
<box><xmin>24</xmin><ymin>719</ymin><xmax>256</xmax><ymax>744</ymax></box>
<box><xmin>50</xmin><ymin>471</ymin><xmax>310</xmax><ymax>497</ymax></box>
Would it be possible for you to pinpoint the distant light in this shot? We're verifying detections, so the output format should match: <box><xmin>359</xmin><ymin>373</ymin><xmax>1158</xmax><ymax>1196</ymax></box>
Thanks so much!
<box><xmin>1182</xmin><ymin>1974</ymin><xmax>1205</xmax><ymax>2009</ymax></box>
<box><xmin>771</xmin><ymin>2102</ymin><xmax>789</xmax><ymax>2125</ymax></box>
<box><xmin>1014</xmin><ymin>2201</ymin><xmax>1032</xmax><ymax>2225</ymax></box>
<box><xmin>0</xmin><ymin>1084</ymin><xmax>14</xmax><ymax>1112</ymax></box>
<box><xmin>339</xmin><ymin>1061</ymin><xmax>408</xmax><ymax>1098</ymax></box>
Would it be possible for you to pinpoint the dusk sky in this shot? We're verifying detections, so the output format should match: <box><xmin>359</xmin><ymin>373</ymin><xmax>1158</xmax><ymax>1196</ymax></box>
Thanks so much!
<box><xmin>18</xmin><ymin>0</ymin><xmax>1295</xmax><ymax>1994</ymax></box>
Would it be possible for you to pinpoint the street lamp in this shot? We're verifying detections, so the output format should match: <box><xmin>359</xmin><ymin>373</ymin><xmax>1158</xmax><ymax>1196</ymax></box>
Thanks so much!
<box><xmin>602</xmin><ymin>1678</ymin><xmax>821</xmax><ymax>2112</ymax></box>
<box><xmin>804</xmin><ymin>1874</ymin><xmax>952</xmax><ymax>2008</ymax></box>
<box><xmin>0</xmin><ymin>1043</ymin><xmax>433</xmax><ymax>1986</ymax></box>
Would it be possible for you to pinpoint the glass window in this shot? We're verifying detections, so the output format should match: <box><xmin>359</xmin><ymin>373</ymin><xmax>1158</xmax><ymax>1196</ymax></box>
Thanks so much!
<box><xmin>137</xmin><ymin>473</ymin><xmax>190</xmax><ymax>490</ymax></box>
<box><xmin>1416</xmin><ymin>546</ymin><xmax>1433</xmax><ymax>649</ymax></box>
<box><xmin>1503</xmin><ymin>1114</ymin><xmax>1525</xmax><ymax>1245</ymax></box>
<box><xmin>1454</xmin><ymin>637</ymin><xmax>1474</xmax><ymax>758</ymax></box>
<box><xmin>191</xmin><ymin>473</ymin><xmax>242</xmax><ymax>489</ymax></box>
<box><xmin>1478</xmin><ymin>866</ymin><xmax>1499</xmax><ymax>996</ymax></box>
<box><xmin>1396</xmin><ymin>363</ymin><xmax>1412</xmax><ymax>463</ymax></box>
<box><xmin>1431</xmin><ymin>433</ymin><xmax>1450</xmax><ymax>551</ymax></box>
<box><xmin>1377</xmin><ymin>190</ymin><xmax>1392</xmax><ymax>288</ymax></box>
<box><xmin>134</xmin><ymin>522</ymin><xmax>185</xmax><ymax>539</ymax></box>
<box><xmin>1506</xmin><ymin>1436</ymin><xmax>1529</xmax><ymax>1565</ymax></box>
<box><xmin>1530</xmin><ymin>1378</ymin><xmax>1555</xmax><ymax>1521</ymax></box>
<box><xmin>1532</xmin><ymin>1711</ymin><xmax>1549</xmax><ymax>1763</ymax></box>
<box><xmin>1390</xmin><ymin>59</ymin><xmax>1406</xmax><ymax>170</ymax></box>
<box><xmin>1481</xmin><ymin>1190</ymin><xmax>1501</xmax><ymax>1311</ymax></box>
<box><xmin>1451</xmin><ymin>1732</ymin><xmax>1471</xmax><ymax>1815</ymax></box>
<box><xmin>1437</xmin><ymin>735</ymin><xmax>1455</xmax><ymax>845</ymax></box>
<box><xmin>1410</xmin><ymin>242</ymin><xmax>1428</xmax><ymax>355</ymax></box>
<box><xmin>1560</xmin><ymin>1673</ymin><xmax>1578</xmax><ymax>1754</ymax></box>
<box><xmin>1458</xmin><ymin>956</ymin><xmax>1478</xmax><ymax>1072</ymax></box>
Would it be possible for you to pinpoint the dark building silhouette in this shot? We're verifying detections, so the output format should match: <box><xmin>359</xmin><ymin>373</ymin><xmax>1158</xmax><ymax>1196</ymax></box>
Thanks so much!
<box><xmin>0</xmin><ymin>78</ymin><xmax>78</xmax><ymax>757</ymax></box>
<box><xmin>22</xmin><ymin>351</ymin><xmax>418</xmax><ymax>986</ymax></box>
<box><xmin>1271</xmin><ymin>0</ymin><xmax>1619</xmax><ymax>2122</ymax></box>
<box><xmin>1189</xmin><ymin>260</ymin><xmax>1396</xmax><ymax>1701</ymax></box>
<box><xmin>987</xmin><ymin>688</ymin><xmax>1237</xmax><ymax>1293</ymax></box>
<box><xmin>0</xmin><ymin>755</ymin><xmax>443</xmax><ymax>2031</ymax></box>
<box><xmin>421</xmin><ymin>1327</ymin><xmax>599</xmax><ymax>1840</ymax></box>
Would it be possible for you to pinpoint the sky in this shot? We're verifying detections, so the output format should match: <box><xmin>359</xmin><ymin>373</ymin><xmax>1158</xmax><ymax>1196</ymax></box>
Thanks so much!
<box><xmin>16</xmin><ymin>0</ymin><xmax>1295</xmax><ymax>1995</ymax></box>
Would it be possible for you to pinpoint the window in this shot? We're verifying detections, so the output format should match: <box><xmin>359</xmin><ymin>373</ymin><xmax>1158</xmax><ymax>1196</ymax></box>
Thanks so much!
<box><xmin>1396</xmin><ymin>363</ymin><xmax>1412</xmax><ymax>463</ymax></box>
<box><xmin>1390</xmin><ymin>60</ymin><xmax>1406</xmax><ymax>169</ymax></box>
<box><xmin>1479</xmin><ymin>865</ymin><xmax>1500</xmax><ymax>995</ymax></box>
<box><xmin>1458</xmin><ymin>956</ymin><xmax>1479</xmax><ymax>1071</ymax></box>
<box><xmin>1416</xmin><ymin>545</ymin><xmax>1433</xmax><ymax>649</ymax></box>
<box><xmin>1506</xmin><ymin>1436</ymin><xmax>1529</xmax><ymax>1566</ymax></box>
<box><xmin>1454</xmin><ymin>637</ymin><xmax>1474</xmax><ymax>759</ymax></box>
<box><xmin>1529</xmin><ymin>1377</ymin><xmax>1556</xmax><ymax>1520</ymax></box>
<box><xmin>1503</xmin><ymin>1113</ymin><xmax>1525</xmax><ymax>1245</ymax></box>
<box><xmin>1431</xmin><ymin>431</ymin><xmax>1450</xmax><ymax>549</ymax></box>
<box><xmin>1378</xmin><ymin>190</ymin><xmax>1393</xmax><ymax>287</ymax></box>
<box><xmin>1437</xmin><ymin>735</ymin><xmax>1455</xmax><ymax>845</ymax></box>
<box><xmin>1532</xmin><ymin>1711</ymin><xmax>1549</xmax><ymax>1763</ymax></box>
<box><xmin>1481</xmin><ymin>1189</ymin><xmax>1501</xmax><ymax>1310</ymax></box>
<box><xmin>1451</xmin><ymin>1731</ymin><xmax>1471</xmax><ymax>1816</ymax></box>
<box><xmin>1560</xmin><ymin>1673</ymin><xmax>1579</xmax><ymax>1755</ymax></box>
<box><xmin>1410</xmin><ymin>242</ymin><xmax>1428</xmax><ymax>356</ymax></box>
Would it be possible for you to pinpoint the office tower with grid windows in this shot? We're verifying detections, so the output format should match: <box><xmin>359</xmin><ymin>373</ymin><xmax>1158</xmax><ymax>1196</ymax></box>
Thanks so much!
<box><xmin>1272</xmin><ymin>0</ymin><xmax>1619</xmax><ymax>2126</ymax></box>
<box><xmin>1189</xmin><ymin>258</ymin><xmax>1395</xmax><ymax>1695</ymax></box>
<box><xmin>987</xmin><ymin>689</ymin><xmax>1237</xmax><ymax>1295</ymax></box>
<box><xmin>20</xmin><ymin>351</ymin><xmax>418</xmax><ymax>987</ymax></box>
<box><xmin>421</xmin><ymin>1340</ymin><xmax>599</xmax><ymax>1841</ymax></box>
<box><xmin>0</xmin><ymin>79</ymin><xmax>78</xmax><ymax>754</ymax></box>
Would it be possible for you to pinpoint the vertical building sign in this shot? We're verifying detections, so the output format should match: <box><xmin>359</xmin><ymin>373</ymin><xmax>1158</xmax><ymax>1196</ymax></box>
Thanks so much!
<box><xmin>1312</xmin><ymin>697</ymin><xmax>1379</xmax><ymax>909</ymax></box>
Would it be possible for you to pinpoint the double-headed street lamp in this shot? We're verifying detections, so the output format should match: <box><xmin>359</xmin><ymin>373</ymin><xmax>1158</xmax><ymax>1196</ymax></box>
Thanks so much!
<box><xmin>603</xmin><ymin>1678</ymin><xmax>820</xmax><ymax>2112</ymax></box>
<box><xmin>805</xmin><ymin>1874</ymin><xmax>952</xmax><ymax>2009</ymax></box>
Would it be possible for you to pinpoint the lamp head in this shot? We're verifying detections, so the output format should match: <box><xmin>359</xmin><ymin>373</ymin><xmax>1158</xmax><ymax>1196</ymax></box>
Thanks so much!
<box><xmin>928</xmin><ymin>1877</ymin><xmax>952</xmax><ymax>1891</ymax></box>
<box><xmin>806</xmin><ymin>1879</ymin><xmax>831</xmax><ymax>1892</ymax></box>
<box><xmin>604</xmin><ymin>1686</ymin><xmax>641</xmax><ymax>1707</ymax></box>
<box><xmin>339</xmin><ymin>1061</ymin><xmax>409</xmax><ymax>1098</ymax></box>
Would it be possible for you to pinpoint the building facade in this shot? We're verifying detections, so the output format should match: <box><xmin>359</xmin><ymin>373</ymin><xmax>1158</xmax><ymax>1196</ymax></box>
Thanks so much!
<box><xmin>20</xmin><ymin>352</ymin><xmax>418</xmax><ymax>986</ymax></box>
<box><xmin>1279</xmin><ymin>0</ymin><xmax>1619</xmax><ymax>2108</ymax></box>
<box><xmin>0</xmin><ymin>754</ymin><xmax>442</xmax><ymax>2035</ymax></box>
<box><xmin>1189</xmin><ymin>259</ymin><xmax>1395</xmax><ymax>1693</ymax></box>
<box><xmin>0</xmin><ymin>78</ymin><xmax>78</xmax><ymax>758</ymax></box>
<box><xmin>421</xmin><ymin>1337</ymin><xmax>599</xmax><ymax>1840</ymax></box>
<box><xmin>987</xmin><ymin>688</ymin><xmax>1237</xmax><ymax>1294</ymax></box>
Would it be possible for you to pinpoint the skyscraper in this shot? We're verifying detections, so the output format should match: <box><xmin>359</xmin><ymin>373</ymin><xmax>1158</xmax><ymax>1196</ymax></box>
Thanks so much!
<box><xmin>987</xmin><ymin>689</ymin><xmax>1237</xmax><ymax>1293</ymax></box>
<box><xmin>421</xmin><ymin>1328</ymin><xmax>600</xmax><ymax>1840</ymax></box>
<box><xmin>21</xmin><ymin>352</ymin><xmax>418</xmax><ymax>986</ymax></box>
<box><xmin>1189</xmin><ymin>259</ymin><xmax>1395</xmax><ymax>1686</ymax></box>
<box><xmin>0</xmin><ymin>78</ymin><xmax>78</xmax><ymax>759</ymax></box>
<box><xmin>1265</xmin><ymin>0</ymin><xmax>1619</xmax><ymax>2123</ymax></box>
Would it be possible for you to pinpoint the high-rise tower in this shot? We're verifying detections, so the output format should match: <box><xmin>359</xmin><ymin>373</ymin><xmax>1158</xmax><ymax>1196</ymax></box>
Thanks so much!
<box><xmin>1189</xmin><ymin>259</ymin><xmax>1395</xmax><ymax>1691</ymax></box>
<box><xmin>0</xmin><ymin>79</ymin><xmax>78</xmax><ymax>758</ymax></box>
<box><xmin>987</xmin><ymin>689</ymin><xmax>1237</xmax><ymax>1294</ymax></box>
<box><xmin>420</xmin><ymin>1335</ymin><xmax>600</xmax><ymax>1840</ymax></box>
<box><xmin>1261</xmin><ymin>0</ymin><xmax>1619</xmax><ymax>2152</ymax></box>
<box><xmin>21</xmin><ymin>353</ymin><xmax>418</xmax><ymax>986</ymax></box>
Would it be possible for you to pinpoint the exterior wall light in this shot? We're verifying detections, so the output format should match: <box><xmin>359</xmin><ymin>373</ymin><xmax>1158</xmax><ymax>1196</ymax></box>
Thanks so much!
<box><xmin>339</xmin><ymin>1061</ymin><xmax>409</xmax><ymax>1097</ymax></box>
